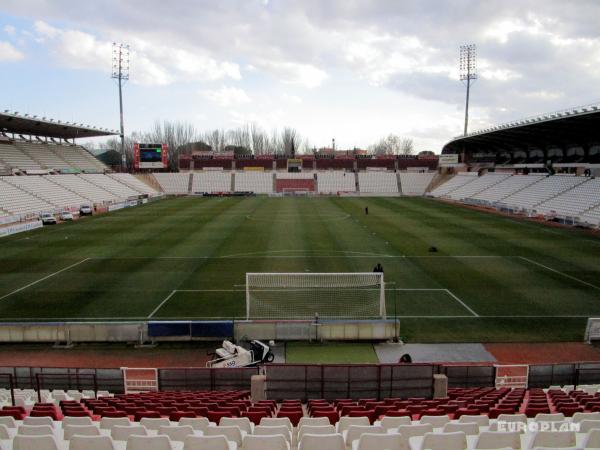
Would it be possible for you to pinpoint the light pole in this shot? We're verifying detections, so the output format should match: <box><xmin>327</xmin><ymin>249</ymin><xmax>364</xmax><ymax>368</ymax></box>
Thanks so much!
<box><xmin>112</xmin><ymin>43</ymin><xmax>130</xmax><ymax>171</ymax></box>
<box><xmin>460</xmin><ymin>44</ymin><xmax>477</xmax><ymax>136</ymax></box>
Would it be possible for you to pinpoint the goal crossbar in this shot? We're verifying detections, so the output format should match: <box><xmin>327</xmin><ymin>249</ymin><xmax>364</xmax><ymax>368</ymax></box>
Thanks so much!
<box><xmin>245</xmin><ymin>272</ymin><xmax>385</xmax><ymax>320</ymax></box>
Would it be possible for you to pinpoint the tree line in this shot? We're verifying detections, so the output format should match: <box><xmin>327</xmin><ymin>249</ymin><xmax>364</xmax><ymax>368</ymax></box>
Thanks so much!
<box><xmin>86</xmin><ymin>120</ymin><xmax>414</xmax><ymax>171</ymax></box>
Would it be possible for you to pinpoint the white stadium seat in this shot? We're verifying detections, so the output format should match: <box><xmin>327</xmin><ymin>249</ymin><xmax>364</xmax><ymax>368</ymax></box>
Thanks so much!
<box><xmin>243</xmin><ymin>434</ymin><xmax>289</xmax><ymax>450</ymax></box>
<box><xmin>298</xmin><ymin>433</ymin><xmax>345</xmax><ymax>450</ymax></box>
<box><xmin>357</xmin><ymin>172</ymin><xmax>398</xmax><ymax>194</ymax></box>
<box><xmin>352</xmin><ymin>432</ymin><xmax>408</xmax><ymax>450</ymax></box>
<box><xmin>399</xmin><ymin>172</ymin><xmax>435</xmax><ymax>195</ymax></box>
<box><xmin>419</xmin><ymin>431</ymin><xmax>468</xmax><ymax>450</ymax></box>
<box><xmin>111</xmin><ymin>425</ymin><xmax>148</xmax><ymax>441</ymax></box>
<box><xmin>317</xmin><ymin>172</ymin><xmax>355</xmax><ymax>193</ymax></box>
<box><xmin>69</xmin><ymin>434</ymin><xmax>115</xmax><ymax>450</ymax></box>
<box><xmin>234</xmin><ymin>172</ymin><xmax>273</xmax><ymax>193</ymax></box>
<box><xmin>126</xmin><ymin>434</ymin><xmax>173</xmax><ymax>450</ymax></box>
<box><xmin>183</xmin><ymin>434</ymin><xmax>236</xmax><ymax>450</ymax></box>
<box><xmin>12</xmin><ymin>434</ymin><xmax>60</xmax><ymax>450</ymax></box>
<box><xmin>192</xmin><ymin>171</ymin><xmax>231</xmax><ymax>193</ymax></box>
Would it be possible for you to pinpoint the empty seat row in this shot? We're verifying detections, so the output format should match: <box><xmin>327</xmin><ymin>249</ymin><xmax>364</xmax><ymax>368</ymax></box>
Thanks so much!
<box><xmin>357</xmin><ymin>172</ymin><xmax>399</xmax><ymax>194</ymax></box>
<box><xmin>399</xmin><ymin>172</ymin><xmax>435</xmax><ymax>196</ymax></box>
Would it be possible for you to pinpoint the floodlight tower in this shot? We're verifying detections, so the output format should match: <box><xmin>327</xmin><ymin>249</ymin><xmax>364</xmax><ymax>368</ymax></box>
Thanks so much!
<box><xmin>112</xmin><ymin>43</ymin><xmax>130</xmax><ymax>170</ymax></box>
<box><xmin>460</xmin><ymin>44</ymin><xmax>477</xmax><ymax>136</ymax></box>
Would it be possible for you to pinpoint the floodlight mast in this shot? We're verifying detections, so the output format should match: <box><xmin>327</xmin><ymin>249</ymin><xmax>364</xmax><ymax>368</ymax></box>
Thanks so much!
<box><xmin>112</xmin><ymin>43</ymin><xmax>130</xmax><ymax>171</ymax></box>
<box><xmin>460</xmin><ymin>44</ymin><xmax>477</xmax><ymax>136</ymax></box>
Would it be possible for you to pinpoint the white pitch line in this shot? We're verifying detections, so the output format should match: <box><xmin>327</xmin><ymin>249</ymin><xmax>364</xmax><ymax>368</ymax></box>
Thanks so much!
<box><xmin>84</xmin><ymin>254</ymin><xmax>516</xmax><ymax>260</ymax></box>
<box><xmin>0</xmin><ymin>314</ymin><xmax>594</xmax><ymax>321</ymax></box>
<box><xmin>147</xmin><ymin>290</ymin><xmax>177</xmax><ymax>319</ymax></box>
<box><xmin>0</xmin><ymin>258</ymin><xmax>90</xmax><ymax>302</ymax></box>
<box><xmin>519</xmin><ymin>256</ymin><xmax>600</xmax><ymax>291</ymax></box>
<box><xmin>444</xmin><ymin>289</ymin><xmax>479</xmax><ymax>317</ymax></box>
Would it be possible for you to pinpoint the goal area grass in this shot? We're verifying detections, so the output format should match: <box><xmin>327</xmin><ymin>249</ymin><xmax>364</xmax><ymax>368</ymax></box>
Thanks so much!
<box><xmin>1</xmin><ymin>195</ymin><xmax>599</xmax><ymax>342</ymax></box>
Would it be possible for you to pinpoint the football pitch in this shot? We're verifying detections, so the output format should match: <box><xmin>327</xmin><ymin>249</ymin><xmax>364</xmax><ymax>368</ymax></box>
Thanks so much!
<box><xmin>1</xmin><ymin>196</ymin><xmax>599</xmax><ymax>342</ymax></box>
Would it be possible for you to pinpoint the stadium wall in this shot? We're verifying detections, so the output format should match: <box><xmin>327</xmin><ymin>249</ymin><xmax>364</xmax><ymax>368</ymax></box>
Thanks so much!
<box><xmin>0</xmin><ymin>319</ymin><xmax>397</xmax><ymax>343</ymax></box>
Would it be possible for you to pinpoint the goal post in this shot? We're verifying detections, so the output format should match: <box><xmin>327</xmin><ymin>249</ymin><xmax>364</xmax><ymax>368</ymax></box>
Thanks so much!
<box><xmin>245</xmin><ymin>272</ymin><xmax>386</xmax><ymax>320</ymax></box>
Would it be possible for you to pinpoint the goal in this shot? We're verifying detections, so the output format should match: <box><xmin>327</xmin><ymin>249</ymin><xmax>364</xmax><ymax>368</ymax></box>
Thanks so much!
<box><xmin>245</xmin><ymin>272</ymin><xmax>385</xmax><ymax>320</ymax></box>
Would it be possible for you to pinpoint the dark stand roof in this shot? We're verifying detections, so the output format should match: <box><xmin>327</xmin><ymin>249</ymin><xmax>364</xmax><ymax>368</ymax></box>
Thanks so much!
<box><xmin>0</xmin><ymin>112</ymin><xmax>118</xmax><ymax>140</ymax></box>
<box><xmin>442</xmin><ymin>105</ymin><xmax>600</xmax><ymax>154</ymax></box>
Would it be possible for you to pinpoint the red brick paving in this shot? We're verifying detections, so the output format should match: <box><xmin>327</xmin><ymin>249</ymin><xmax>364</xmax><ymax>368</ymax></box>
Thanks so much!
<box><xmin>1</xmin><ymin>342</ymin><xmax>600</xmax><ymax>368</ymax></box>
<box><xmin>0</xmin><ymin>344</ymin><xmax>212</xmax><ymax>368</ymax></box>
<box><xmin>485</xmin><ymin>342</ymin><xmax>600</xmax><ymax>364</ymax></box>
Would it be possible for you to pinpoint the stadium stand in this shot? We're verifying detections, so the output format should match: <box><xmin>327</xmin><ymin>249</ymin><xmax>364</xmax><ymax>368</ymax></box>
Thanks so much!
<box><xmin>152</xmin><ymin>173</ymin><xmax>190</xmax><ymax>195</ymax></box>
<box><xmin>0</xmin><ymin>142</ymin><xmax>42</xmax><ymax>172</ymax></box>
<box><xmin>445</xmin><ymin>173</ymin><xmax>511</xmax><ymax>201</ymax></box>
<box><xmin>275</xmin><ymin>172</ymin><xmax>314</xmax><ymax>179</ymax></box>
<box><xmin>50</xmin><ymin>144</ymin><xmax>106</xmax><ymax>172</ymax></box>
<box><xmin>0</xmin><ymin>140</ymin><xmax>108</xmax><ymax>173</ymax></box>
<box><xmin>317</xmin><ymin>172</ymin><xmax>356</xmax><ymax>194</ymax></box>
<box><xmin>535</xmin><ymin>178</ymin><xmax>600</xmax><ymax>218</ymax></box>
<box><xmin>2</xmin><ymin>387</ymin><xmax>600</xmax><ymax>449</ymax></box>
<box><xmin>275</xmin><ymin>172</ymin><xmax>316</xmax><ymax>193</ymax></box>
<box><xmin>79</xmin><ymin>173</ymin><xmax>140</xmax><ymax>199</ymax></box>
<box><xmin>107</xmin><ymin>173</ymin><xmax>161</xmax><ymax>197</ymax></box>
<box><xmin>582</xmin><ymin>204</ymin><xmax>600</xmax><ymax>226</ymax></box>
<box><xmin>13</xmin><ymin>141</ymin><xmax>71</xmax><ymax>171</ymax></box>
<box><xmin>0</xmin><ymin>177</ymin><xmax>54</xmax><ymax>215</ymax></box>
<box><xmin>4</xmin><ymin>175</ymin><xmax>88</xmax><ymax>209</ymax></box>
<box><xmin>470</xmin><ymin>174</ymin><xmax>545</xmax><ymax>205</ymax></box>
<box><xmin>500</xmin><ymin>175</ymin><xmax>587</xmax><ymax>212</ymax></box>
<box><xmin>357</xmin><ymin>172</ymin><xmax>399</xmax><ymax>194</ymax></box>
<box><xmin>192</xmin><ymin>171</ymin><xmax>232</xmax><ymax>193</ymax></box>
<box><xmin>234</xmin><ymin>172</ymin><xmax>273</xmax><ymax>193</ymax></box>
<box><xmin>47</xmin><ymin>174</ymin><xmax>116</xmax><ymax>203</ymax></box>
<box><xmin>399</xmin><ymin>172</ymin><xmax>435</xmax><ymax>196</ymax></box>
<box><xmin>429</xmin><ymin>173</ymin><xmax>477</xmax><ymax>198</ymax></box>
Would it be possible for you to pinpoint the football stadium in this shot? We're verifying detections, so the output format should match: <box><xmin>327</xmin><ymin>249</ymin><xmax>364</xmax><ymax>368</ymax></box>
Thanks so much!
<box><xmin>1</xmin><ymin>2</ymin><xmax>600</xmax><ymax>449</ymax></box>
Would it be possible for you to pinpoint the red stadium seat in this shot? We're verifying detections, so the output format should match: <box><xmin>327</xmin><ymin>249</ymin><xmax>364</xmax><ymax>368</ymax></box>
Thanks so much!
<box><xmin>170</xmin><ymin>411</ymin><xmax>196</xmax><ymax>421</ymax></box>
<box><xmin>311</xmin><ymin>409</ymin><xmax>339</xmax><ymax>424</ymax></box>
<box><xmin>277</xmin><ymin>410</ymin><xmax>303</xmax><ymax>427</ymax></box>
<box><xmin>242</xmin><ymin>410</ymin><xmax>271</xmax><ymax>425</ymax></box>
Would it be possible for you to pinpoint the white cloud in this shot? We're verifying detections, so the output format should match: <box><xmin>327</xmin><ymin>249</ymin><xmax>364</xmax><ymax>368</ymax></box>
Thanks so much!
<box><xmin>200</xmin><ymin>86</ymin><xmax>251</xmax><ymax>107</ymax></box>
<box><xmin>3</xmin><ymin>25</ymin><xmax>16</xmax><ymax>36</ymax></box>
<box><xmin>342</xmin><ymin>30</ymin><xmax>449</xmax><ymax>86</ymax></box>
<box><xmin>282</xmin><ymin>93</ymin><xmax>302</xmax><ymax>104</ymax></box>
<box><xmin>524</xmin><ymin>90</ymin><xmax>564</xmax><ymax>100</ymax></box>
<box><xmin>0</xmin><ymin>41</ymin><xmax>24</xmax><ymax>61</ymax></box>
<box><xmin>33</xmin><ymin>20</ymin><xmax>59</xmax><ymax>39</ymax></box>
<box><xmin>31</xmin><ymin>20</ymin><xmax>240</xmax><ymax>86</ymax></box>
<box><xmin>256</xmin><ymin>60</ymin><xmax>327</xmax><ymax>88</ymax></box>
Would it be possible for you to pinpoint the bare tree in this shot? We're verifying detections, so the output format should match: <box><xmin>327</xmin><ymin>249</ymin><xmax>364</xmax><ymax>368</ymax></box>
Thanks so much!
<box><xmin>267</xmin><ymin>129</ymin><xmax>283</xmax><ymax>155</ymax></box>
<box><xmin>142</xmin><ymin>120</ymin><xmax>198</xmax><ymax>170</ymax></box>
<box><xmin>399</xmin><ymin>138</ymin><xmax>414</xmax><ymax>155</ymax></box>
<box><xmin>368</xmin><ymin>134</ymin><xmax>414</xmax><ymax>155</ymax></box>
<box><xmin>203</xmin><ymin>129</ymin><xmax>226</xmax><ymax>153</ymax></box>
<box><xmin>250</xmin><ymin>123</ymin><xmax>267</xmax><ymax>155</ymax></box>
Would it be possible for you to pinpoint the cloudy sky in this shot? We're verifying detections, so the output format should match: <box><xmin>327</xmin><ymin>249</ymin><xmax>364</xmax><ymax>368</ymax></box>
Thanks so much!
<box><xmin>1</xmin><ymin>0</ymin><xmax>599</xmax><ymax>152</ymax></box>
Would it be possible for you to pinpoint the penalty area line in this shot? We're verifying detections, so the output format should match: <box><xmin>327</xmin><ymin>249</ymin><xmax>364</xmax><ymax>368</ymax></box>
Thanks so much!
<box><xmin>444</xmin><ymin>289</ymin><xmax>479</xmax><ymax>317</ymax></box>
<box><xmin>147</xmin><ymin>290</ymin><xmax>177</xmax><ymax>319</ymax></box>
<box><xmin>0</xmin><ymin>258</ymin><xmax>91</xmax><ymax>303</ymax></box>
<box><xmin>519</xmin><ymin>256</ymin><xmax>600</xmax><ymax>291</ymax></box>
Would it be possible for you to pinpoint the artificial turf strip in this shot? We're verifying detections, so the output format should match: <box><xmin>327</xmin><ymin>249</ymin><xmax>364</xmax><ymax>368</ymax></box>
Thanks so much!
<box><xmin>0</xmin><ymin>196</ymin><xmax>599</xmax><ymax>342</ymax></box>
<box><xmin>285</xmin><ymin>342</ymin><xmax>379</xmax><ymax>364</ymax></box>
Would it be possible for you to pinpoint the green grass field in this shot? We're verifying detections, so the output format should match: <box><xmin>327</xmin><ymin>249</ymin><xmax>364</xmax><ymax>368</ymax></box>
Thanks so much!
<box><xmin>1</xmin><ymin>196</ymin><xmax>599</xmax><ymax>342</ymax></box>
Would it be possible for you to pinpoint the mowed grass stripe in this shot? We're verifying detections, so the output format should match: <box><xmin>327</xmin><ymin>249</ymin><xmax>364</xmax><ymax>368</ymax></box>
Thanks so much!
<box><xmin>0</xmin><ymin>196</ymin><xmax>598</xmax><ymax>342</ymax></box>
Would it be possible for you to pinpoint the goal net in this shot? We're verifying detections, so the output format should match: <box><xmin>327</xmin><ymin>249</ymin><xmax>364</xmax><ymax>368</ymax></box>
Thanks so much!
<box><xmin>246</xmin><ymin>272</ymin><xmax>385</xmax><ymax>320</ymax></box>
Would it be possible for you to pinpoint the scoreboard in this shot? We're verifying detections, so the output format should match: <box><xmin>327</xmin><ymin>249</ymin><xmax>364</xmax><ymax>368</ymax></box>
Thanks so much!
<box><xmin>134</xmin><ymin>143</ymin><xmax>168</xmax><ymax>169</ymax></box>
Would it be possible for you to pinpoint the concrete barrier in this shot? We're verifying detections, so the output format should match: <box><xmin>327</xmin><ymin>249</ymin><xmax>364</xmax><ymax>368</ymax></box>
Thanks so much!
<box><xmin>235</xmin><ymin>320</ymin><xmax>399</xmax><ymax>341</ymax></box>
<box><xmin>0</xmin><ymin>319</ymin><xmax>398</xmax><ymax>343</ymax></box>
